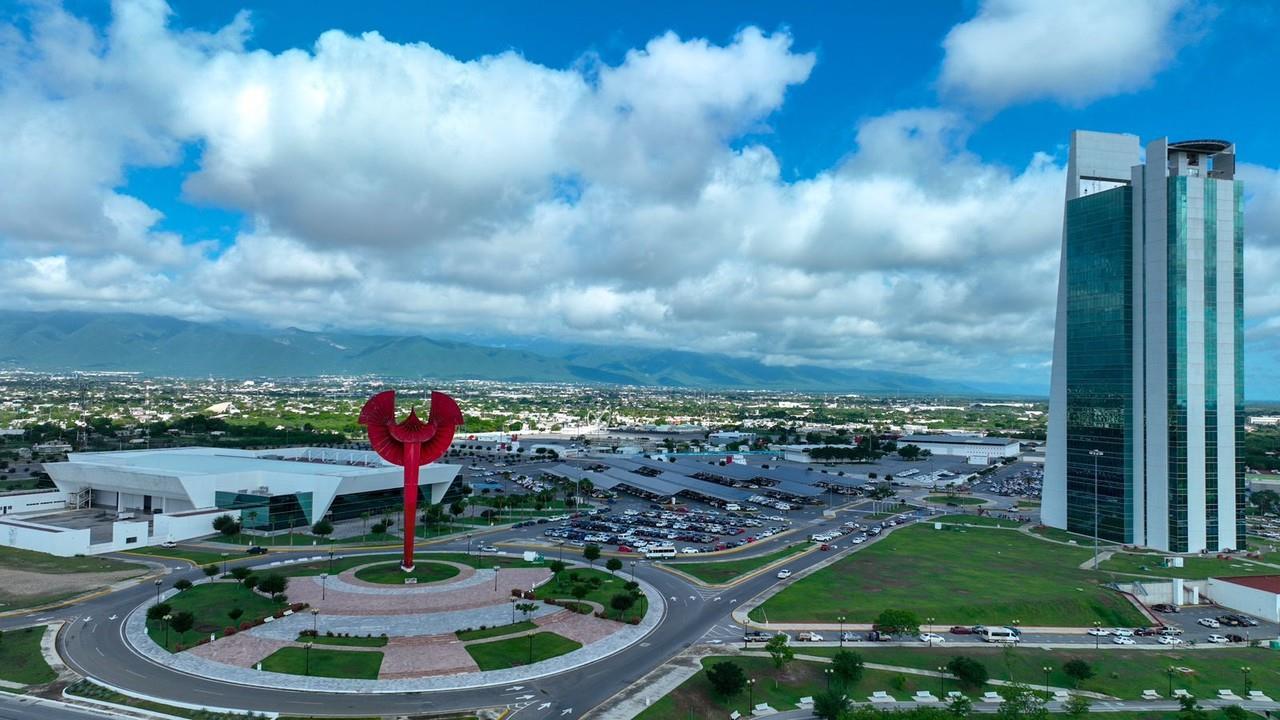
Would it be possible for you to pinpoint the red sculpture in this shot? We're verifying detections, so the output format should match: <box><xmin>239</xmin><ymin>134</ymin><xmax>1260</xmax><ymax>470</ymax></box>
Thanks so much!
<box><xmin>359</xmin><ymin>390</ymin><xmax>464</xmax><ymax>571</ymax></box>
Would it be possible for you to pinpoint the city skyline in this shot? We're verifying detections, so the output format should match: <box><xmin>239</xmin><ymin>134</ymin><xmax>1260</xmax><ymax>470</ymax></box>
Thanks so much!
<box><xmin>2</xmin><ymin>2</ymin><xmax>1280</xmax><ymax>396</ymax></box>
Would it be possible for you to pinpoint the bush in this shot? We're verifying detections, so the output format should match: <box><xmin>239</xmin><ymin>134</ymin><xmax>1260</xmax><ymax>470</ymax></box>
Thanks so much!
<box><xmin>239</xmin><ymin>622</ymin><xmax>252</xmax><ymax>631</ymax></box>
<box><xmin>370</xmin><ymin>522</ymin><xmax>387</xmax><ymax>534</ymax></box>
<box><xmin>223</xmin><ymin>627</ymin><xmax>236</xmax><ymax>636</ymax></box>
<box><xmin>947</xmin><ymin>656</ymin><xmax>989</xmax><ymax>688</ymax></box>
<box><xmin>706</xmin><ymin>660</ymin><xmax>746</xmax><ymax>697</ymax></box>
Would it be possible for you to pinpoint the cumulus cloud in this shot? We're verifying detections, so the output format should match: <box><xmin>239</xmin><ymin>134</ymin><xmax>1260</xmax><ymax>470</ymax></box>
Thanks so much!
<box><xmin>940</xmin><ymin>0</ymin><xmax>1204</xmax><ymax>109</ymax></box>
<box><xmin>0</xmin><ymin>0</ymin><xmax>1274</xmax><ymax>391</ymax></box>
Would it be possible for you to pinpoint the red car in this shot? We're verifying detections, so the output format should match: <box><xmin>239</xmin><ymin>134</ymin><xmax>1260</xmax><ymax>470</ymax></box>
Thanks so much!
<box><xmin>820</xmin><ymin>544</ymin><xmax>832</xmax><ymax>551</ymax></box>
<box><xmin>617</xmin><ymin>545</ymin><xmax>633</xmax><ymax>553</ymax></box>
<box><xmin>950</xmin><ymin>626</ymin><xmax>974</xmax><ymax>635</ymax></box>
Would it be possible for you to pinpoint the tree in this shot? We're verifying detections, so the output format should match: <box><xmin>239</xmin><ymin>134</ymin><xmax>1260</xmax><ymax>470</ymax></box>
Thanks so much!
<box><xmin>169</xmin><ymin>610</ymin><xmax>195</xmax><ymax>641</ymax></box>
<box><xmin>996</xmin><ymin>684</ymin><xmax>1048</xmax><ymax>720</ymax></box>
<box><xmin>1063</xmin><ymin>695</ymin><xmax>1092</xmax><ymax>719</ymax></box>
<box><xmin>311</xmin><ymin>519</ymin><xmax>334</xmax><ymax>538</ymax></box>
<box><xmin>146</xmin><ymin>602</ymin><xmax>172</xmax><ymax>622</ymax></box>
<box><xmin>606</xmin><ymin>557</ymin><xmax>623</xmax><ymax>575</ymax></box>
<box><xmin>1250</xmin><ymin>489</ymin><xmax>1280</xmax><ymax>516</ymax></box>
<box><xmin>610</xmin><ymin>592</ymin><xmax>636</xmax><ymax>620</ymax></box>
<box><xmin>371</xmin><ymin>522</ymin><xmax>387</xmax><ymax>534</ymax></box>
<box><xmin>173</xmin><ymin>578</ymin><xmax>192</xmax><ymax>591</ymax></box>
<box><xmin>1221</xmin><ymin>706</ymin><xmax>1249</xmax><ymax>720</ymax></box>
<box><xmin>228</xmin><ymin>607</ymin><xmax>244</xmax><ymax>623</ymax></box>
<box><xmin>875</xmin><ymin>609</ymin><xmax>920</xmax><ymax>636</ymax></box>
<box><xmin>947</xmin><ymin>694</ymin><xmax>973</xmax><ymax>718</ymax></box>
<box><xmin>202</xmin><ymin>564</ymin><xmax>218</xmax><ymax>578</ymax></box>
<box><xmin>812</xmin><ymin>690</ymin><xmax>850</xmax><ymax>720</ymax></box>
<box><xmin>570</xmin><ymin>583</ymin><xmax>589</xmax><ymax>604</ymax></box>
<box><xmin>947</xmin><ymin>656</ymin><xmax>989</xmax><ymax>688</ymax></box>
<box><xmin>583</xmin><ymin>543</ymin><xmax>601</xmax><ymax>568</ymax></box>
<box><xmin>257</xmin><ymin>573</ymin><xmax>289</xmax><ymax>600</ymax></box>
<box><xmin>898</xmin><ymin>444</ymin><xmax>922</xmax><ymax>460</ymax></box>
<box><xmin>242</xmin><ymin>575</ymin><xmax>259</xmax><ymax>592</ymax></box>
<box><xmin>1062</xmin><ymin>659</ymin><xmax>1094</xmax><ymax>687</ymax></box>
<box><xmin>515</xmin><ymin>602</ymin><xmax>538</xmax><ymax>621</ymax></box>
<box><xmin>765</xmin><ymin>633</ymin><xmax>794</xmax><ymax>669</ymax></box>
<box><xmin>831</xmin><ymin>650</ymin><xmax>865</xmax><ymax>686</ymax></box>
<box><xmin>705</xmin><ymin>660</ymin><xmax>746</xmax><ymax>697</ymax></box>
<box><xmin>230</xmin><ymin>566</ymin><xmax>251</xmax><ymax>582</ymax></box>
<box><xmin>549</xmin><ymin>559</ymin><xmax>567</xmax><ymax>585</ymax></box>
<box><xmin>212</xmin><ymin>513</ymin><xmax>240</xmax><ymax>536</ymax></box>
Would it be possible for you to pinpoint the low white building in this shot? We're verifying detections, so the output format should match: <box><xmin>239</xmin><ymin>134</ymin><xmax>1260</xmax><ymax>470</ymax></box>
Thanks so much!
<box><xmin>897</xmin><ymin>434</ymin><xmax>1020</xmax><ymax>462</ymax></box>
<box><xmin>1206</xmin><ymin>575</ymin><xmax>1280</xmax><ymax>623</ymax></box>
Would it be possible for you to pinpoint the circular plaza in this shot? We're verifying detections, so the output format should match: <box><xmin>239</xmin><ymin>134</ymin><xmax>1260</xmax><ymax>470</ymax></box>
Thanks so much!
<box><xmin>125</xmin><ymin>551</ymin><xmax>663</xmax><ymax>691</ymax></box>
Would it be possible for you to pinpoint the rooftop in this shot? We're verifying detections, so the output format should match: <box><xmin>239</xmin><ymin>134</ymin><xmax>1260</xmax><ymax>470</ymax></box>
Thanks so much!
<box><xmin>898</xmin><ymin>434</ymin><xmax>1018</xmax><ymax>447</ymax></box>
<box><xmin>1216</xmin><ymin>575</ymin><xmax>1280</xmax><ymax>594</ymax></box>
<box><xmin>66</xmin><ymin>447</ymin><xmax>397</xmax><ymax>478</ymax></box>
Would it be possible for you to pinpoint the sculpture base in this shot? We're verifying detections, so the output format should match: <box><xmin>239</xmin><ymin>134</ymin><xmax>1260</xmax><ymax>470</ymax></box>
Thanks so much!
<box><xmin>401</xmin><ymin>563</ymin><xmax>415</xmax><ymax>573</ymax></box>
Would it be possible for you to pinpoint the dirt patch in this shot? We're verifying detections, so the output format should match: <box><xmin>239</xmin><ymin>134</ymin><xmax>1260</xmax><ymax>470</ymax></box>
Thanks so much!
<box><xmin>0</xmin><ymin>568</ymin><xmax>142</xmax><ymax>606</ymax></box>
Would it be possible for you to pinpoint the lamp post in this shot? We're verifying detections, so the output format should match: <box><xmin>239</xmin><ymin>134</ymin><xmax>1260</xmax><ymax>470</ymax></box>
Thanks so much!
<box><xmin>1167</xmin><ymin>666</ymin><xmax>1175</xmax><ymax>697</ymax></box>
<box><xmin>838</xmin><ymin>615</ymin><xmax>846</xmax><ymax>648</ymax></box>
<box><xmin>824</xmin><ymin>667</ymin><xmax>833</xmax><ymax>690</ymax></box>
<box><xmin>1089</xmin><ymin>448</ymin><xmax>1103</xmax><ymax>570</ymax></box>
<box><xmin>630</xmin><ymin>560</ymin><xmax>637</xmax><ymax>582</ymax></box>
<box><xmin>304</xmin><ymin>641</ymin><xmax>313</xmax><ymax>676</ymax></box>
<box><xmin>527</xmin><ymin>631</ymin><xmax>534</xmax><ymax>665</ymax></box>
<box><xmin>320</xmin><ymin>573</ymin><xmax>328</xmax><ymax>601</ymax></box>
<box><xmin>154</xmin><ymin>578</ymin><xmax>162</xmax><ymax>605</ymax></box>
<box><xmin>221</xmin><ymin>552</ymin><xmax>229</xmax><ymax>576</ymax></box>
<box><xmin>938</xmin><ymin>666</ymin><xmax>945</xmax><ymax>699</ymax></box>
<box><xmin>1092</xmin><ymin>621</ymin><xmax>1101</xmax><ymax>650</ymax></box>
<box><xmin>310</xmin><ymin>608</ymin><xmax>319</xmax><ymax>636</ymax></box>
<box><xmin>1241</xmin><ymin>666</ymin><xmax>1252</xmax><ymax>694</ymax></box>
<box><xmin>511</xmin><ymin>597</ymin><xmax>518</xmax><ymax>624</ymax></box>
<box><xmin>926</xmin><ymin>616</ymin><xmax>935</xmax><ymax>646</ymax></box>
<box><xmin>494</xmin><ymin>565</ymin><xmax>500</xmax><ymax>592</ymax></box>
<box><xmin>748</xmin><ymin>678</ymin><xmax>756</xmax><ymax>708</ymax></box>
<box><xmin>1042</xmin><ymin>665</ymin><xmax>1052</xmax><ymax>693</ymax></box>
<box><xmin>162</xmin><ymin>613</ymin><xmax>172</xmax><ymax>648</ymax></box>
<box><xmin>466</xmin><ymin>534</ymin><xmax>473</xmax><ymax>566</ymax></box>
<box><xmin>327</xmin><ymin>548</ymin><xmax>335</xmax><ymax>574</ymax></box>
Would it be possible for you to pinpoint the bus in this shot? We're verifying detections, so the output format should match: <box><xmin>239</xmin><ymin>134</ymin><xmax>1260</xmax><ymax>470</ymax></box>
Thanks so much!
<box><xmin>645</xmin><ymin>545</ymin><xmax>677</xmax><ymax>558</ymax></box>
<box><xmin>979</xmin><ymin>626</ymin><xmax>1020</xmax><ymax>643</ymax></box>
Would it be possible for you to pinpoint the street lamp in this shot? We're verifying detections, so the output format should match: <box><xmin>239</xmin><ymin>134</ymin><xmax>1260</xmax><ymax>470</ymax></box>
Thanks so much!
<box><xmin>1241</xmin><ymin>666</ymin><xmax>1253</xmax><ymax>694</ymax></box>
<box><xmin>310</xmin><ymin>608</ymin><xmax>319</xmax><ymax>636</ymax></box>
<box><xmin>926</xmin><ymin>616</ymin><xmax>935</xmax><ymax>646</ymax></box>
<box><xmin>1089</xmin><ymin>449</ymin><xmax>1103</xmax><ymax>570</ymax></box>
<box><xmin>938</xmin><ymin>666</ymin><xmax>945</xmax><ymax>699</ymax></box>
<box><xmin>320</xmin><ymin>573</ymin><xmax>328</xmax><ymax>601</ymax></box>
<box><xmin>511</xmin><ymin>597</ymin><xmax>518</xmax><ymax>624</ymax></box>
<box><xmin>327</xmin><ymin>548</ymin><xmax>335</xmax><ymax>574</ymax></box>
<box><xmin>304</xmin><ymin>641</ymin><xmax>313</xmax><ymax>676</ymax></box>
<box><xmin>221</xmin><ymin>552</ymin><xmax>229</xmax><ymax>576</ymax></box>
<box><xmin>466</xmin><ymin>533</ymin><xmax>473</xmax><ymax>565</ymax></box>
<box><xmin>1042</xmin><ymin>665</ymin><xmax>1052</xmax><ymax>693</ymax></box>
<box><xmin>838</xmin><ymin>615</ymin><xmax>846</xmax><ymax>648</ymax></box>
<box><xmin>162</xmin><ymin>613</ymin><xmax>172</xmax><ymax>648</ymax></box>
<box><xmin>494</xmin><ymin>565</ymin><xmax>500</xmax><ymax>592</ymax></box>
<box><xmin>1166</xmin><ymin>666</ymin><xmax>1175</xmax><ymax>697</ymax></box>
<box><xmin>824</xmin><ymin>667</ymin><xmax>833</xmax><ymax>690</ymax></box>
<box><xmin>630</xmin><ymin>560</ymin><xmax>637</xmax><ymax>582</ymax></box>
<box><xmin>748</xmin><ymin>678</ymin><xmax>756</xmax><ymax>708</ymax></box>
<box><xmin>1092</xmin><ymin>621</ymin><xmax>1101</xmax><ymax>650</ymax></box>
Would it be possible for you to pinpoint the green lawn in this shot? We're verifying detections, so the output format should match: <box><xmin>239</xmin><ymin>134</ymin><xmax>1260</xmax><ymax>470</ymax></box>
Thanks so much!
<box><xmin>67</xmin><ymin>680</ymin><xmax>258</xmax><ymax>719</ymax></box>
<box><xmin>633</xmin><ymin>655</ymin><xmax>953</xmax><ymax>720</ymax></box>
<box><xmin>0</xmin><ymin>546</ymin><xmax>145</xmax><ymax>611</ymax></box>
<box><xmin>667</xmin><ymin>543</ymin><xmax>810</xmax><ymax>584</ymax></box>
<box><xmin>751</xmin><ymin>524</ymin><xmax>1146</xmax><ymax>626</ymax></box>
<box><xmin>298</xmin><ymin>634</ymin><xmax>387</xmax><ymax>648</ymax></box>
<box><xmin>465</xmin><ymin>632</ymin><xmax>581</xmax><ymax>670</ymax></box>
<box><xmin>799</xmin><ymin>645</ymin><xmax>1280</xmax><ymax>699</ymax></box>
<box><xmin>260</xmin><ymin>646</ymin><xmax>382</xmax><ymax>679</ymax></box>
<box><xmin>1099</xmin><ymin>551</ymin><xmax>1280</xmax><ymax>580</ymax></box>
<box><xmin>353</xmin><ymin>561</ymin><xmax>459</xmax><ymax>585</ymax></box>
<box><xmin>934</xmin><ymin>514</ymin><xmax>1023</xmax><ymax>528</ymax></box>
<box><xmin>147</xmin><ymin>582</ymin><xmax>285</xmax><ymax>652</ymax></box>
<box><xmin>457</xmin><ymin>621</ymin><xmax>538</xmax><ymax>641</ymax></box>
<box><xmin>0</xmin><ymin>626</ymin><xmax>57</xmax><ymax>685</ymax></box>
<box><xmin>535</xmin><ymin>568</ymin><xmax>647</xmax><ymax>620</ymax></box>
<box><xmin>924</xmin><ymin>495</ymin><xmax>988</xmax><ymax>506</ymax></box>
<box><xmin>1028</xmin><ymin>525</ymin><xmax>1120</xmax><ymax>546</ymax></box>
<box><xmin>283</xmin><ymin>551</ymin><xmax>542</xmax><ymax>578</ymax></box>
<box><xmin>125</xmin><ymin>547</ymin><xmax>229</xmax><ymax>566</ymax></box>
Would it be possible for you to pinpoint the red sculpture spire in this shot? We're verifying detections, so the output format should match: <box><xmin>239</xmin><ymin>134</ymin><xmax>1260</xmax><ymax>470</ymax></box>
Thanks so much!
<box><xmin>359</xmin><ymin>390</ymin><xmax>463</xmax><ymax>571</ymax></box>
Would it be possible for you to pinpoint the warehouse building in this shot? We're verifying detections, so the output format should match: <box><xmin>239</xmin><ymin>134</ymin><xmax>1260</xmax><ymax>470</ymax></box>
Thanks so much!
<box><xmin>897</xmin><ymin>434</ymin><xmax>1021</xmax><ymax>463</ymax></box>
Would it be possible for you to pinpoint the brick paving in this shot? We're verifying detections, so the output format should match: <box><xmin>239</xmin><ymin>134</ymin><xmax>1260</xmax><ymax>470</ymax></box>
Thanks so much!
<box><xmin>187</xmin><ymin>632</ymin><xmax>285</xmax><ymax>668</ymax></box>
<box><xmin>533</xmin><ymin>610</ymin><xmax>626</xmax><ymax>645</ymax></box>
<box><xmin>288</xmin><ymin>567</ymin><xmax>551</xmax><ymax>616</ymax></box>
<box><xmin>378</xmin><ymin>635</ymin><xmax>479</xmax><ymax>679</ymax></box>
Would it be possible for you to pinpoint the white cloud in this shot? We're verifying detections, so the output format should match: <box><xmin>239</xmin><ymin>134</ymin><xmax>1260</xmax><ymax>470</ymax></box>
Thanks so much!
<box><xmin>940</xmin><ymin>0</ymin><xmax>1202</xmax><ymax>109</ymax></box>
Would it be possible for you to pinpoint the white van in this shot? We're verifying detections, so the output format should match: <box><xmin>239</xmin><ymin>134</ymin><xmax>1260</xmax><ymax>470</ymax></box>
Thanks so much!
<box><xmin>725</xmin><ymin>504</ymin><xmax>741</xmax><ymax>511</ymax></box>
<box><xmin>979</xmin><ymin>627</ymin><xmax>1020</xmax><ymax>644</ymax></box>
<box><xmin>645</xmin><ymin>545</ymin><xmax>677</xmax><ymax>558</ymax></box>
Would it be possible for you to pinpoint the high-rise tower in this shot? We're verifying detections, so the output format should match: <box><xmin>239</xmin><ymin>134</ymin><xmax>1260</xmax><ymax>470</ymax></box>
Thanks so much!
<box><xmin>1043</xmin><ymin>130</ymin><xmax>1244</xmax><ymax>553</ymax></box>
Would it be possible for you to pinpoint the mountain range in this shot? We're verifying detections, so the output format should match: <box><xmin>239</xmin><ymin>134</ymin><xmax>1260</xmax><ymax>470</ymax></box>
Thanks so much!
<box><xmin>0</xmin><ymin>311</ymin><xmax>1042</xmax><ymax>395</ymax></box>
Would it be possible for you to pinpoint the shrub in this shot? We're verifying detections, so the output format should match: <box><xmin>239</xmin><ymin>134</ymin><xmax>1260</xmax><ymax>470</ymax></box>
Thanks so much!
<box><xmin>224</xmin><ymin>627</ymin><xmax>236</xmax><ymax>636</ymax></box>
<box><xmin>239</xmin><ymin>622</ymin><xmax>252</xmax><ymax>631</ymax></box>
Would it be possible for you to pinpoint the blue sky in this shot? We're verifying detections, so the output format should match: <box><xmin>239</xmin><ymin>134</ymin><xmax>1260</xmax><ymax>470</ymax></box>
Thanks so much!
<box><xmin>3</xmin><ymin>1</ymin><xmax>1280</xmax><ymax>396</ymax></box>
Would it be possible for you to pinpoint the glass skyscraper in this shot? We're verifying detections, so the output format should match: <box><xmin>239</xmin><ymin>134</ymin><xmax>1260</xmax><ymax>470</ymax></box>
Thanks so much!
<box><xmin>1043</xmin><ymin>131</ymin><xmax>1245</xmax><ymax>553</ymax></box>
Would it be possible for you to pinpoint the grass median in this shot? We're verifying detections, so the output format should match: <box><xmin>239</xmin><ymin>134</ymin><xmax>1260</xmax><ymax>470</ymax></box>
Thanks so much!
<box><xmin>260</xmin><ymin>646</ymin><xmax>383</xmax><ymax>679</ymax></box>
<box><xmin>750</xmin><ymin>523</ymin><xmax>1145</xmax><ymax>626</ymax></box>
<box><xmin>924</xmin><ymin>495</ymin><xmax>988</xmax><ymax>506</ymax></box>
<box><xmin>0</xmin><ymin>626</ymin><xmax>56</xmax><ymax>685</ymax></box>
<box><xmin>147</xmin><ymin>582</ymin><xmax>284</xmax><ymax>652</ymax></box>
<box><xmin>1099</xmin><ymin>551</ymin><xmax>1280</xmax><ymax>580</ymax></box>
<box><xmin>353</xmin><ymin>561</ymin><xmax>459</xmax><ymax>584</ymax></box>
<box><xmin>465</xmin><ymin>632</ymin><xmax>581</xmax><ymax>671</ymax></box>
<box><xmin>666</xmin><ymin>543</ymin><xmax>810</xmax><ymax>584</ymax></box>
<box><xmin>457</xmin><ymin>621</ymin><xmax>538</xmax><ymax>641</ymax></box>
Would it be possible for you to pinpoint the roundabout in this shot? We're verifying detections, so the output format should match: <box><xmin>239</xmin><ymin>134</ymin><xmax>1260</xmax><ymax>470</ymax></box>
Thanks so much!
<box><xmin>121</xmin><ymin>551</ymin><xmax>665</xmax><ymax>691</ymax></box>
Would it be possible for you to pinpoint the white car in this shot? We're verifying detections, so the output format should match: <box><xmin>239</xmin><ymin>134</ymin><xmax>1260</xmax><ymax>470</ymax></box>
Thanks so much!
<box><xmin>680</xmin><ymin>547</ymin><xmax>700</xmax><ymax>554</ymax></box>
<box><xmin>796</xmin><ymin>632</ymin><xmax>824</xmax><ymax>642</ymax></box>
<box><xmin>919</xmin><ymin>633</ymin><xmax>946</xmax><ymax>644</ymax></box>
<box><xmin>1111</xmin><ymin>628</ymin><xmax>1134</xmax><ymax>637</ymax></box>
<box><xmin>479</xmin><ymin>545</ymin><xmax>499</xmax><ymax>553</ymax></box>
<box><xmin>1197</xmin><ymin>618</ymin><xmax>1221</xmax><ymax>628</ymax></box>
<box><xmin>1112</xmin><ymin>636</ymin><xmax>1136</xmax><ymax>645</ymax></box>
<box><xmin>1087</xmin><ymin>627</ymin><xmax>1110</xmax><ymax>637</ymax></box>
<box><xmin>1157</xmin><ymin>635</ymin><xmax>1183</xmax><ymax>646</ymax></box>
<box><xmin>1206</xmin><ymin>634</ymin><xmax>1229</xmax><ymax>644</ymax></box>
<box><xmin>776</xmin><ymin>569</ymin><xmax>793</xmax><ymax>579</ymax></box>
<box><xmin>160</xmin><ymin>540</ymin><xmax>177</xmax><ymax>549</ymax></box>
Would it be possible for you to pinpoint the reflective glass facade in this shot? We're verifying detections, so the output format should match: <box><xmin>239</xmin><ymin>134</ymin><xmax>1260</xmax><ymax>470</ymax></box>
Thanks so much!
<box><xmin>1064</xmin><ymin>187</ymin><xmax>1134</xmax><ymax>542</ymax></box>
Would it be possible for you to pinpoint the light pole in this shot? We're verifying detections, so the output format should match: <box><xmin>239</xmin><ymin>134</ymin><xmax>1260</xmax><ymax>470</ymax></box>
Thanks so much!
<box><xmin>1092</xmin><ymin>621</ymin><xmax>1101</xmax><ymax>650</ymax></box>
<box><xmin>938</xmin><ymin>666</ymin><xmax>945</xmax><ymax>698</ymax></box>
<box><xmin>310</xmin><ymin>608</ymin><xmax>319</xmax><ymax>635</ymax></box>
<box><xmin>527</xmin><ymin>631</ymin><xmax>534</xmax><ymax>664</ymax></box>
<box><xmin>1042</xmin><ymin>665</ymin><xmax>1051</xmax><ymax>693</ymax></box>
<box><xmin>154</xmin><ymin>579</ymin><xmax>162</xmax><ymax>605</ymax></box>
<box><xmin>221</xmin><ymin>552</ymin><xmax>229</xmax><ymax>576</ymax></box>
<box><xmin>1089</xmin><ymin>448</ymin><xmax>1103</xmax><ymax>570</ymax></box>
<box><xmin>748</xmin><ymin>678</ymin><xmax>756</xmax><ymax>708</ymax></box>
<box><xmin>1167</xmin><ymin>666</ymin><xmax>1175</xmax><ymax>697</ymax></box>
<box><xmin>838</xmin><ymin>615</ymin><xmax>846</xmax><ymax>648</ymax></box>
<box><xmin>630</xmin><ymin>560</ymin><xmax>637</xmax><ymax>582</ymax></box>
<box><xmin>304</xmin><ymin>641</ymin><xmax>313</xmax><ymax>676</ymax></box>
<box><xmin>511</xmin><ymin>597</ymin><xmax>518</xmax><ymax>624</ymax></box>
<box><xmin>926</xmin><ymin>616</ymin><xmax>935</xmax><ymax>646</ymax></box>
<box><xmin>466</xmin><ymin>533</ymin><xmax>473</xmax><ymax>565</ymax></box>
<box><xmin>1241</xmin><ymin>666</ymin><xmax>1252</xmax><ymax>694</ymax></box>
<box><xmin>162</xmin><ymin>613</ymin><xmax>172</xmax><ymax>648</ymax></box>
<box><xmin>824</xmin><ymin>667</ymin><xmax>833</xmax><ymax>690</ymax></box>
<box><xmin>327</xmin><ymin>548</ymin><xmax>335</xmax><ymax>574</ymax></box>
<box><xmin>494</xmin><ymin>565</ymin><xmax>500</xmax><ymax>592</ymax></box>
<box><xmin>320</xmin><ymin>573</ymin><xmax>328</xmax><ymax>601</ymax></box>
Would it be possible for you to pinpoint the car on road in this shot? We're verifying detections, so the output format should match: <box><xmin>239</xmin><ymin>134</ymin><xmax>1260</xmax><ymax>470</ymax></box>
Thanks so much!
<box><xmin>743</xmin><ymin>631</ymin><xmax>770</xmax><ymax>643</ymax></box>
<box><xmin>796</xmin><ymin>632</ymin><xmax>824</xmax><ymax>642</ymax></box>
<box><xmin>1206</xmin><ymin>634</ymin><xmax>1229</xmax><ymax>644</ymax></box>
<box><xmin>617</xmin><ymin>545</ymin><xmax>633</xmax><ymax>553</ymax></box>
<box><xmin>1111</xmin><ymin>628</ymin><xmax>1134</xmax><ymax>637</ymax></box>
<box><xmin>840</xmin><ymin>631</ymin><xmax>859</xmax><ymax>642</ymax></box>
<box><xmin>1197</xmin><ymin>618</ymin><xmax>1220</xmax><ymax>628</ymax></box>
<box><xmin>1134</xmin><ymin>627</ymin><xmax>1158</xmax><ymax>637</ymax></box>
<box><xmin>1157</xmin><ymin>635</ymin><xmax>1184</xmax><ymax>646</ymax></box>
<box><xmin>1112</xmin><ymin>636</ymin><xmax>1136</xmax><ymax>645</ymax></box>
<box><xmin>1225</xmin><ymin>633</ymin><xmax>1246</xmax><ymax>643</ymax></box>
<box><xmin>919</xmin><ymin>633</ymin><xmax>946</xmax><ymax>644</ymax></box>
<box><xmin>246</xmin><ymin>546</ymin><xmax>268</xmax><ymax>555</ymax></box>
<box><xmin>479</xmin><ymin>545</ymin><xmax>499</xmax><ymax>553</ymax></box>
<box><xmin>819</xmin><ymin>544</ymin><xmax>835</xmax><ymax>551</ymax></box>
<box><xmin>1087</xmin><ymin>627</ymin><xmax>1110</xmax><ymax>637</ymax></box>
<box><xmin>949</xmin><ymin>625</ymin><xmax>974</xmax><ymax>635</ymax></box>
<box><xmin>776</xmin><ymin>569</ymin><xmax>792</xmax><ymax>579</ymax></box>
<box><xmin>680</xmin><ymin>547</ymin><xmax>700</xmax><ymax>554</ymax></box>
<box><xmin>160</xmin><ymin>540</ymin><xmax>177</xmax><ymax>548</ymax></box>
<box><xmin>1159</xmin><ymin>626</ymin><xmax>1183</xmax><ymax>636</ymax></box>
<box><xmin>1151</xmin><ymin>603</ymin><xmax>1180</xmax><ymax>613</ymax></box>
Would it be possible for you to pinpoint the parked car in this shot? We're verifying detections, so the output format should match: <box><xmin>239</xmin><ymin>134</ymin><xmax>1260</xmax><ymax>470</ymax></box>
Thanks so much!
<box><xmin>839</xmin><ymin>631</ymin><xmax>859</xmax><ymax>642</ymax></box>
<box><xmin>949</xmin><ymin>625</ymin><xmax>974</xmax><ymax>635</ymax></box>
<box><xmin>1225</xmin><ymin>633</ymin><xmax>1246</xmax><ymax>643</ymax></box>
<box><xmin>1206</xmin><ymin>634</ymin><xmax>1229</xmax><ymax>644</ymax></box>
<box><xmin>1135</xmin><ymin>627</ymin><xmax>1158</xmax><ymax>637</ymax></box>
<box><xmin>866</xmin><ymin>631</ymin><xmax>892</xmax><ymax>642</ymax></box>
<box><xmin>1087</xmin><ymin>627</ymin><xmax>1110</xmax><ymax>637</ymax></box>
<box><xmin>1197</xmin><ymin>618</ymin><xmax>1221</xmax><ymax>628</ymax></box>
<box><xmin>1218</xmin><ymin>615</ymin><xmax>1243</xmax><ymax>627</ymax></box>
<box><xmin>1112</xmin><ymin>636</ymin><xmax>1136</xmax><ymax>645</ymax></box>
<box><xmin>1111</xmin><ymin>628</ymin><xmax>1134</xmax><ymax>637</ymax></box>
<box><xmin>160</xmin><ymin>540</ymin><xmax>177</xmax><ymax>549</ymax></box>
<box><xmin>246</xmin><ymin>546</ymin><xmax>268</xmax><ymax>555</ymax></box>
<box><xmin>796</xmin><ymin>632</ymin><xmax>824</xmax><ymax>642</ymax></box>
<box><xmin>776</xmin><ymin>569</ymin><xmax>793</xmax><ymax>579</ymax></box>
<box><xmin>1157</xmin><ymin>635</ymin><xmax>1184</xmax><ymax>646</ymax></box>
<box><xmin>1159</xmin><ymin>626</ymin><xmax>1184</xmax><ymax>636</ymax></box>
<box><xmin>1151</xmin><ymin>603</ymin><xmax>1180</xmax><ymax>613</ymax></box>
<box><xmin>617</xmin><ymin>545</ymin><xmax>633</xmax><ymax>553</ymax></box>
<box><xmin>743</xmin><ymin>631</ymin><xmax>770</xmax><ymax>643</ymax></box>
<box><xmin>919</xmin><ymin>633</ymin><xmax>946</xmax><ymax>644</ymax></box>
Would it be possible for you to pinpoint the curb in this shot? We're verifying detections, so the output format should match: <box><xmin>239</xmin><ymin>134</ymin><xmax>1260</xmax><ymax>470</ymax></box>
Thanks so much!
<box><xmin>65</xmin><ymin>676</ymin><xmax>279</xmax><ymax>718</ymax></box>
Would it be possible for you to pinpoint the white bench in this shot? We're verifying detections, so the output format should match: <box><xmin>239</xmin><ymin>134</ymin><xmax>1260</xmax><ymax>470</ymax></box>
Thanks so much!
<box><xmin>1141</xmin><ymin>690</ymin><xmax>1161</xmax><ymax>701</ymax></box>
<box><xmin>1248</xmin><ymin>691</ymin><xmax>1274</xmax><ymax>702</ymax></box>
<box><xmin>869</xmin><ymin>691</ymin><xmax>894</xmax><ymax>704</ymax></box>
<box><xmin>981</xmin><ymin>692</ymin><xmax>1004</xmax><ymax>703</ymax></box>
<box><xmin>729</xmin><ymin>712</ymin><xmax>741</xmax><ymax>720</ymax></box>
<box><xmin>752</xmin><ymin>703</ymin><xmax>776</xmax><ymax>715</ymax></box>
<box><xmin>913</xmin><ymin>691</ymin><xmax>939</xmax><ymax>703</ymax></box>
<box><xmin>1218</xmin><ymin>690</ymin><xmax>1241</xmax><ymax>700</ymax></box>
<box><xmin>1052</xmin><ymin>690</ymin><xmax>1070</xmax><ymax>702</ymax></box>
<box><xmin>946</xmin><ymin>691</ymin><xmax>964</xmax><ymax>700</ymax></box>
<box><xmin>796</xmin><ymin>696</ymin><xmax>814</xmax><ymax>708</ymax></box>
<box><xmin>1173</xmin><ymin>690</ymin><xmax>1193</xmax><ymax>699</ymax></box>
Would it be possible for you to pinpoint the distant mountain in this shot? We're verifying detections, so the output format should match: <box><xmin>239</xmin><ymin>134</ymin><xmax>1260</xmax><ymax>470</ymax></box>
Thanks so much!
<box><xmin>0</xmin><ymin>311</ymin><xmax>1030</xmax><ymax>395</ymax></box>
